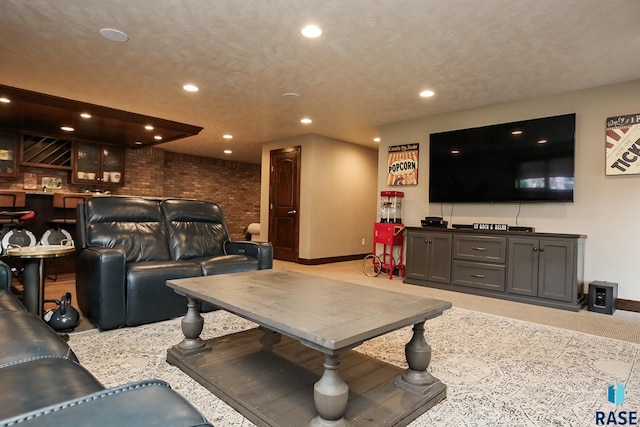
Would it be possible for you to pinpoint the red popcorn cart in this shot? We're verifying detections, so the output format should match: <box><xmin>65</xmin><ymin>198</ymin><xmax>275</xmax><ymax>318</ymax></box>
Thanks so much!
<box><xmin>363</xmin><ymin>192</ymin><xmax>405</xmax><ymax>278</ymax></box>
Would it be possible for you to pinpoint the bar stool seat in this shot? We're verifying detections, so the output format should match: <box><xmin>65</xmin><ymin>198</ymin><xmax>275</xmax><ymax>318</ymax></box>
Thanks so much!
<box><xmin>47</xmin><ymin>192</ymin><xmax>92</xmax><ymax>229</ymax></box>
<box><xmin>0</xmin><ymin>192</ymin><xmax>36</xmax><ymax>256</ymax></box>
<box><xmin>0</xmin><ymin>190</ymin><xmax>26</xmax><ymax>226</ymax></box>
<box><xmin>42</xmin><ymin>193</ymin><xmax>91</xmax><ymax>280</ymax></box>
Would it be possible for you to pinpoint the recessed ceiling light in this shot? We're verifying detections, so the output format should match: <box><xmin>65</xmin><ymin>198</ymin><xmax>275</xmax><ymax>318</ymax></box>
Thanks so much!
<box><xmin>145</xmin><ymin>125</ymin><xmax>154</xmax><ymax>130</ymax></box>
<box><xmin>154</xmin><ymin>135</ymin><xmax>162</xmax><ymax>140</ymax></box>
<box><xmin>60</xmin><ymin>126</ymin><xmax>74</xmax><ymax>132</ymax></box>
<box><xmin>512</xmin><ymin>130</ymin><xmax>523</xmax><ymax>135</ymax></box>
<box><xmin>419</xmin><ymin>90</ymin><xmax>435</xmax><ymax>98</ymax></box>
<box><xmin>223</xmin><ymin>134</ymin><xmax>233</xmax><ymax>139</ymax></box>
<box><xmin>183</xmin><ymin>84</ymin><xmax>199</xmax><ymax>92</ymax></box>
<box><xmin>0</xmin><ymin>97</ymin><xmax>10</xmax><ymax>103</ymax></box>
<box><xmin>134</xmin><ymin>141</ymin><xmax>143</xmax><ymax>145</ymax></box>
<box><xmin>300</xmin><ymin>118</ymin><xmax>312</xmax><ymax>124</ymax></box>
<box><xmin>224</xmin><ymin>149</ymin><xmax>232</xmax><ymax>154</ymax></box>
<box><xmin>283</xmin><ymin>92</ymin><xmax>300</xmax><ymax>100</ymax></box>
<box><xmin>450</xmin><ymin>149</ymin><xmax>460</xmax><ymax>155</ymax></box>
<box><xmin>538</xmin><ymin>139</ymin><xmax>548</xmax><ymax>144</ymax></box>
<box><xmin>373</xmin><ymin>137</ymin><xmax>381</xmax><ymax>142</ymax></box>
<box><xmin>301</xmin><ymin>25</ymin><xmax>322</xmax><ymax>38</ymax></box>
<box><xmin>80</xmin><ymin>113</ymin><xmax>91</xmax><ymax>119</ymax></box>
<box><xmin>99</xmin><ymin>28</ymin><xmax>129</xmax><ymax>42</ymax></box>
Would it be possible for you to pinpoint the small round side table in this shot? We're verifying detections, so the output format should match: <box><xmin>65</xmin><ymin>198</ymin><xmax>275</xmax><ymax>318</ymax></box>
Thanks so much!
<box><xmin>6</xmin><ymin>244</ymin><xmax>75</xmax><ymax>318</ymax></box>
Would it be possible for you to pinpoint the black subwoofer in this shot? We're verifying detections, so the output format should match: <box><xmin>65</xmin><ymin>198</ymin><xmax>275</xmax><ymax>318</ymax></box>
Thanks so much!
<box><xmin>588</xmin><ymin>281</ymin><xmax>618</xmax><ymax>315</ymax></box>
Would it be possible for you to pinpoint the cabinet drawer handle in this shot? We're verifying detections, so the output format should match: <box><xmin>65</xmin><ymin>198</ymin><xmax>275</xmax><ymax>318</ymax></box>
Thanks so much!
<box><xmin>471</xmin><ymin>246</ymin><xmax>486</xmax><ymax>251</ymax></box>
<box><xmin>470</xmin><ymin>273</ymin><xmax>486</xmax><ymax>278</ymax></box>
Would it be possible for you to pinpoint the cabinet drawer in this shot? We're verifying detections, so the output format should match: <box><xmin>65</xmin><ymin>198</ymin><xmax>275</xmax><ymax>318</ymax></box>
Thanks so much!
<box><xmin>452</xmin><ymin>260</ymin><xmax>505</xmax><ymax>291</ymax></box>
<box><xmin>453</xmin><ymin>235</ymin><xmax>506</xmax><ymax>263</ymax></box>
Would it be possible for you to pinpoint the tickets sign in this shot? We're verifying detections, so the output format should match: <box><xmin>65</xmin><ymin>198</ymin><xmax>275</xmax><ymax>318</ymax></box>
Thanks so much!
<box><xmin>387</xmin><ymin>144</ymin><xmax>419</xmax><ymax>186</ymax></box>
<box><xmin>606</xmin><ymin>113</ymin><xmax>640</xmax><ymax>175</ymax></box>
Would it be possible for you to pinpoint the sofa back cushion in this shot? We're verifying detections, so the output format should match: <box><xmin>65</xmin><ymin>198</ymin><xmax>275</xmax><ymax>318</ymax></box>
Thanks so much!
<box><xmin>82</xmin><ymin>197</ymin><xmax>171</xmax><ymax>263</ymax></box>
<box><xmin>161</xmin><ymin>199</ymin><xmax>229</xmax><ymax>261</ymax></box>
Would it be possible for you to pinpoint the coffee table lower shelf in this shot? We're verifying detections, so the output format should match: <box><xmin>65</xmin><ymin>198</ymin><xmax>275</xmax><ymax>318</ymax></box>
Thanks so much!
<box><xmin>167</xmin><ymin>327</ymin><xmax>446</xmax><ymax>427</ymax></box>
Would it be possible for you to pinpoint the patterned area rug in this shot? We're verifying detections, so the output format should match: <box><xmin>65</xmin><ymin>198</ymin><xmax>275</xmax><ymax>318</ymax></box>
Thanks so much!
<box><xmin>68</xmin><ymin>308</ymin><xmax>640</xmax><ymax>426</ymax></box>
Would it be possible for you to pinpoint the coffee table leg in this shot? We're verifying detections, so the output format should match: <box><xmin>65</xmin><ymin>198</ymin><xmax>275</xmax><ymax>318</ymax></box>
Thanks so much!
<box><xmin>311</xmin><ymin>353</ymin><xmax>350</xmax><ymax>427</ymax></box>
<box><xmin>174</xmin><ymin>297</ymin><xmax>211</xmax><ymax>356</ymax></box>
<box><xmin>397</xmin><ymin>321</ymin><xmax>435</xmax><ymax>392</ymax></box>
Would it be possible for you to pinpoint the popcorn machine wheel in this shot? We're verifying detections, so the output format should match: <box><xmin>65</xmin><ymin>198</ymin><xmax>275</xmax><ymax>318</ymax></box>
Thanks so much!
<box><xmin>362</xmin><ymin>222</ymin><xmax>405</xmax><ymax>279</ymax></box>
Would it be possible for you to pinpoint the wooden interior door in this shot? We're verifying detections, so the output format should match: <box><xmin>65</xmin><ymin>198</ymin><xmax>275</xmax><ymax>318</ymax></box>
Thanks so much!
<box><xmin>268</xmin><ymin>146</ymin><xmax>301</xmax><ymax>262</ymax></box>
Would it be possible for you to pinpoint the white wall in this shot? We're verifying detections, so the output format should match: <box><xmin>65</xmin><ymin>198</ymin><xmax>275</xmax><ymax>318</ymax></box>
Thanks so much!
<box><xmin>379</xmin><ymin>79</ymin><xmax>640</xmax><ymax>301</ymax></box>
<box><xmin>261</xmin><ymin>134</ymin><xmax>378</xmax><ymax>260</ymax></box>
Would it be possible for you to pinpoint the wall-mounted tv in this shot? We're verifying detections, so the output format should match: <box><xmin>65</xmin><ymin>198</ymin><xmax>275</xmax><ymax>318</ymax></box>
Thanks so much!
<box><xmin>429</xmin><ymin>113</ymin><xmax>576</xmax><ymax>203</ymax></box>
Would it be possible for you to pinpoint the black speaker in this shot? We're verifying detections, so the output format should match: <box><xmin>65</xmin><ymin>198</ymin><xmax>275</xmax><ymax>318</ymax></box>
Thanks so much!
<box><xmin>588</xmin><ymin>281</ymin><xmax>618</xmax><ymax>315</ymax></box>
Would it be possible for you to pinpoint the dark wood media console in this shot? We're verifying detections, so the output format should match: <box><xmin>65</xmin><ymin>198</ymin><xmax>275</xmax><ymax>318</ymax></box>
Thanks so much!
<box><xmin>404</xmin><ymin>227</ymin><xmax>586</xmax><ymax>311</ymax></box>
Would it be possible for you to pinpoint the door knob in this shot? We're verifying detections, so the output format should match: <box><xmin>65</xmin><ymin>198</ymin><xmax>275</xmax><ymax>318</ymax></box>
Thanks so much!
<box><xmin>288</xmin><ymin>210</ymin><xmax>297</xmax><ymax>215</ymax></box>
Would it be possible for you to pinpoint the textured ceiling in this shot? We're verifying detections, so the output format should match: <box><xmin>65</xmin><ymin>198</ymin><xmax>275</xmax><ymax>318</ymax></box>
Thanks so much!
<box><xmin>1</xmin><ymin>0</ymin><xmax>639</xmax><ymax>164</ymax></box>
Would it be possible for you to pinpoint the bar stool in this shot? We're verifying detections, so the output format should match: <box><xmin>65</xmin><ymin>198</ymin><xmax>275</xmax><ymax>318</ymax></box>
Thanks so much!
<box><xmin>0</xmin><ymin>192</ymin><xmax>36</xmax><ymax>294</ymax></box>
<box><xmin>0</xmin><ymin>190</ymin><xmax>26</xmax><ymax>226</ymax></box>
<box><xmin>0</xmin><ymin>191</ymin><xmax>36</xmax><ymax>254</ymax></box>
<box><xmin>42</xmin><ymin>192</ymin><xmax>92</xmax><ymax>245</ymax></box>
<box><xmin>41</xmin><ymin>193</ymin><xmax>91</xmax><ymax>281</ymax></box>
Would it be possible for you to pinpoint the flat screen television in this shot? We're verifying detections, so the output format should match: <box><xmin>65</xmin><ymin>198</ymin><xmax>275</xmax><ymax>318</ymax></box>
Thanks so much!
<box><xmin>429</xmin><ymin>113</ymin><xmax>576</xmax><ymax>203</ymax></box>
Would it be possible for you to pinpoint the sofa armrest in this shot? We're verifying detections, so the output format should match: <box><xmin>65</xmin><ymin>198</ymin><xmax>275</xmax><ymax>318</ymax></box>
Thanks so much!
<box><xmin>0</xmin><ymin>260</ymin><xmax>11</xmax><ymax>292</ymax></box>
<box><xmin>0</xmin><ymin>379</ymin><xmax>213</xmax><ymax>427</ymax></box>
<box><xmin>75</xmin><ymin>247</ymin><xmax>127</xmax><ymax>331</ymax></box>
<box><xmin>225</xmin><ymin>240</ymin><xmax>273</xmax><ymax>270</ymax></box>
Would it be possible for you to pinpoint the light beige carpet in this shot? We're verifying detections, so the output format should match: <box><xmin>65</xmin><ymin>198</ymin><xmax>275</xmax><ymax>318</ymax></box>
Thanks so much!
<box><xmin>68</xmin><ymin>305</ymin><xmax>640</xmax><ymax>426</ymax></box>
<box><xmin>276</xmin><ymin>260</ymin><xmax>640</xmax><ymax>345</ymax></box>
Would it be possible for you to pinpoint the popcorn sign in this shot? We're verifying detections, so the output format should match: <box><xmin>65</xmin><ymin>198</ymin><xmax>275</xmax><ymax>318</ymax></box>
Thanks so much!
<box><xmin>387</xmin><ymin>143</ymin><xmax>419</xmax><ymax>186</ymax></box>
<box><xmin>606</xmin><ymin>113</ymin><xmax>640</xmax><ymax>175</ymax></box>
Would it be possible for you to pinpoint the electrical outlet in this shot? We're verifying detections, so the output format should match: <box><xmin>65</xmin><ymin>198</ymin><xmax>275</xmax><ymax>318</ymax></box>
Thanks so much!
<box><xmin>361</xmin><ymin>238</ymin><xmax>366</xmax><ymax>245</ymax></box>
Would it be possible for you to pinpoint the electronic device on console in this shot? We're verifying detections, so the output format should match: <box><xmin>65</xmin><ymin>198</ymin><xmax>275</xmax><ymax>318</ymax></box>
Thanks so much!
<box><xmin>421</xmin><ymin>216</ymin><xmax>448</xmax><ymax>228</ymax></box>
<box><xmin>451</xmin><ymin>223</ymin><xmax>535</xmax><ymax>232</ymax></box>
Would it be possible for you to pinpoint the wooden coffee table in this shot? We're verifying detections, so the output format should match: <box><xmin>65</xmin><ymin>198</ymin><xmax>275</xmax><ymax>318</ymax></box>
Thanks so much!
<box><xmin>166</xmin><ymin>269</ymin><xmax>451</xmax><ymax>427</ymax></box>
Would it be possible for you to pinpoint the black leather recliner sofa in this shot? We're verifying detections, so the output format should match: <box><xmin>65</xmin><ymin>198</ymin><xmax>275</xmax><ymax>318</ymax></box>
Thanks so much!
<box><xmin>0</xmin><ymin>260</ymin><xmax>212</xmax><ymax>427</ymax></box>
<box><xmin>76</xmin><ymin>196</ymin><xmax>273</xmax><ymax>331</ymax></box>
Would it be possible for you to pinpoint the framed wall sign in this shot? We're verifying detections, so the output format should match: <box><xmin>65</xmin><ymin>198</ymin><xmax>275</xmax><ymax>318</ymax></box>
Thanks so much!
<box><xmin>387</xmin><ymin>143</ymin><xmax>419</xmax><ymax>186</ymax></box>
<box><xmin>606</xmin><ymin>113</ymin><xmax>640</xmax><ymax>175</ymax></box>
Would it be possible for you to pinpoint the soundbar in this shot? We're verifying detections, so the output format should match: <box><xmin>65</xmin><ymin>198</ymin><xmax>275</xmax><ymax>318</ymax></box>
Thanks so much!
<box><xmin>509</xmin><ymin>226</ymin><xmax>535</xmax><ymax>232</ymax></box>
<box><xmin>451</xmin><ymin>224</ymin><xmax>474</xmax><ymax>229</ymax></box>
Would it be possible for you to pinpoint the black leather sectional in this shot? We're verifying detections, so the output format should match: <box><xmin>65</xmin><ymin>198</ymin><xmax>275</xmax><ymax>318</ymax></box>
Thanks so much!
<box><xmin>0</xmin><ymin>261</ymin><xmax>212</xmax><ymax>427</ymax></box>
<box><xmin>75</xmin><ymin>196</ymin><xmax>273</xmax><ymax>330</ymax></box>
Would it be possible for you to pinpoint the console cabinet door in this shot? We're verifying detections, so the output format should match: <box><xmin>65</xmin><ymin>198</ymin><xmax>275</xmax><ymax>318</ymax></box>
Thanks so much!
<box><xmin>508</xmin><ymin>237</ymin><xmax>574</xmax><ymax>302</ymax></box>
<box><xmin>537</xmin><ymin>239</ymin><xmax>573</xmax><ymax>302</ymax></box>
<box><xmin>427</xmin><ymin>232</ymin><xmax>452</xmax><ymax>283</ymax></box>
<box><xmin>406</xmin><ymin>230</ymin><xmax>429</xmax><ymax>280</ymax></box>
<box><xmin>507</xmin><ymin>237</ymin><xmax>538</xmax><ymax>297</ymax></box>
<box><xmin>405</xmin><ymin>230</ymin><xmax>452</xmax><ymax>283</ymax></box>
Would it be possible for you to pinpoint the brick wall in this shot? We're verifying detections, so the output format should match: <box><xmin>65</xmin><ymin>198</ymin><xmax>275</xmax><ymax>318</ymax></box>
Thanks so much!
<box><xmin>123</xmin><ymin>147</ymin><xmax>261</xmax><ymax>240</ymax></box>
<box><xmin>118</xmin><ymin>146</ymin><xmax>166</xmax><ymax>198</ymax></box>
<box><xmin>161</xmin><ymin>151</ymin><xmax>261</xmax><ymax>240</ymax></box>
<box><xmin>1</xmin><ymin>146</ymin><xmax>261</xmax><ymax>241</ymax></box>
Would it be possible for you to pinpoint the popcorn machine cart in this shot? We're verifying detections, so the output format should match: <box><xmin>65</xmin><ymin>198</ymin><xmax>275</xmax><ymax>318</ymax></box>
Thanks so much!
<box><xmin>363</xmin><ymin>191</ymin><xmax>405</xmax><ymax>278</ymax></box>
